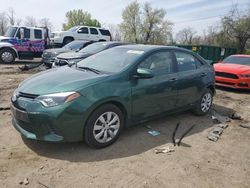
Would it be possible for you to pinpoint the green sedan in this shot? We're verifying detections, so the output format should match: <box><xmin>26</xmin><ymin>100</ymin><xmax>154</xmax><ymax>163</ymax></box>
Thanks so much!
<box><xmin>11</xmin><ymin>45</ymin><xmax>215</xmax><ymax>148</ymax></box>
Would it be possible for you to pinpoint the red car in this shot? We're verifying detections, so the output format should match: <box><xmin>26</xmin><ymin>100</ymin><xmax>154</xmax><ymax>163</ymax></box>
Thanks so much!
<box><xmin>214</xmin><ymin>55</ymin><xmax>250</xmax><ymax>89</ymax></box>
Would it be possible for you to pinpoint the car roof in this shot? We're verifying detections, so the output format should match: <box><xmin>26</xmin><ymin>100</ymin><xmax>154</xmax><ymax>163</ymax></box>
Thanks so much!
<box><xmin>94</xmin><ymin>41</ymin><xmax>130</xmax><ymax>46</ymax></box>
<box><xmin>73</xmin><ymin>25</ymin><xmax>109</xmax><ymax>30</ymax></box>
<box><xmin>230</xmin><ymin>54</ymin><xmax>250</xmax><ymax>58</ymax></box>
<box><xmin>114</xmin><ymin>44</ymin><xmax>189</xmax><ymax>53</ymax></box>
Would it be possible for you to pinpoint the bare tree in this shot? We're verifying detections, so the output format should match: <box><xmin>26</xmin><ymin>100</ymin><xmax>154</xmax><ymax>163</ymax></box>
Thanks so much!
<box><xmin>120</xmin><ymin>0</ymin><xmax>141</xmax><ymax>43</ymax></box>
<box><xmin>7</xmin><ymin>8</ymin><xmax>15</xmax><ymax>25</ymax></box>
<box><xmin>176</xmin><ymin>27</ymin><xmax>196</xmax><ymax>44</ymax></box>
<box><xmin>120</xmin><ymin>0</ymin><xmax>173</xmax><ymax>44</ymax></box>
<box><xmin>16</xmin><ymin>18</ymin><xmax>22</xmax><ymax>26</ymax></box>
<box><xmin>24</xmin><ymin>16</ymin><xmax>36</xmax><ymax>27</ymax></box>
<box><xmin>39</xmin><ymin>18</ymin><xmax>53</xmax><ymax>30</ymax></box>
<box><xmin>221</xmin><ymin>4</ymin><xmax>250</xmax><ymax>53</ymax></box>
<box><xmin>106</xmin><ymin>24</ymin><xmax>122</xmax><ymax>41</ymax></box>
<box><xmin>141</xmin><ymin>2</ymin><xmax>172</xmax><ymax>44</ymax></box>
<box><xmin>202</xmin><ymin>26</ymin><xmax>219</xmax><ymax>45</ymax></box>
<box><xmin>0</xmin><ymin>12</ymin><xmax>8</xmax><ymax>35</ymax></box>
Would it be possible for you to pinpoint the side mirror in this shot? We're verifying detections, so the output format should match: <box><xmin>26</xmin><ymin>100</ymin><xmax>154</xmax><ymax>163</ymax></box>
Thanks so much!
<box><xmin>133</xmin><ymin>68</ymin><xmax>154</xmax><ymax>79</ymax></box>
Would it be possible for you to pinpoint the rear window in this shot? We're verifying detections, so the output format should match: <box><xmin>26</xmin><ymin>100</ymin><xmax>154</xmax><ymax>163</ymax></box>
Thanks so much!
<box><xmin>90</xmin><ymin>28</ymin><xmax>98</xmax><ymax>35</ymax></box>
<box><xmin>223</xmin><ymin>56</ymin><xmax>250</xmax><ymax>66</ymax></box>
<box><xmin>34</xmin><ymin>29</ymin><xmax>42</xmax><ymax>39</ymax></box>
<box><xmin>99</xmin><ymin>29</ymin><xmax>111</xmax><ymax>36</ymax></box>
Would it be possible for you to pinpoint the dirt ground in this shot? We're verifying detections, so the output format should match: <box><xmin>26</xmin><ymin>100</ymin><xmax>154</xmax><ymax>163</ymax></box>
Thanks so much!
<box><xmin>0</xmin><ymin>62</ymin><xmax>249</xmax><ymax>188</ymax></box>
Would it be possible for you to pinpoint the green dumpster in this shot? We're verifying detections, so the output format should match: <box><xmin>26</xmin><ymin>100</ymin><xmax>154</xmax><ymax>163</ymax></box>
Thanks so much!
<box><xmin>175</xmin><ymin>45</ymin><xmax>237</xmax><ymax>64</ymax></box>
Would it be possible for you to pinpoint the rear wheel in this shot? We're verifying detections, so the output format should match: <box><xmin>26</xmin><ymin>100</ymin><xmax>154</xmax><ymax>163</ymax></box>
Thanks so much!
<box><xmin>0</xmin><ymin>48</ymin><xmax>16</xmax><ymax>63</ymax></box>
<box><xmin>192</xmin><ymin>89</ymin><xmax>213</xmax><ymax>116</ymax></box>
<box><xmin>84</xmin><ymin>104</ymin><xmax>124</xmax><ymax>148</ymax></box>
<box><xmin>63</xmin><ymin>37</ymin><xmax>74</xmax><ymax>46</ymax></box>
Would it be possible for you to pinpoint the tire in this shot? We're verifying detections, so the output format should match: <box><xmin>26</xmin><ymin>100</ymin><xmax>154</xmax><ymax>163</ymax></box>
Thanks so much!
<box><xmin>62</xmin><ymin>37</ymin><xmax>74</xmax><ymax>46</ymax></box>
<box><xmin>192</xmin><ymin>89</ymin><xmax>213</xmax><ymax>116</ymax></box>
<box><xmin>84</xmin><ymin>104</ymin><xmax>124</xmax><ymax>148</ymax></box>
<box><xmin>0</xmin><ymin>48</ymin><xmax>16</xmax><ymax>63</ymax></box>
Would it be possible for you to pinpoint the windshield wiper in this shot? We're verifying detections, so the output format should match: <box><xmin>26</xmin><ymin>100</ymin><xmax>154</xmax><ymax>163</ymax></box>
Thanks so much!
<box><xmin>77</xmin><ymin>66</ymin><xmax>101</xmax><ymax>74</ymax></box>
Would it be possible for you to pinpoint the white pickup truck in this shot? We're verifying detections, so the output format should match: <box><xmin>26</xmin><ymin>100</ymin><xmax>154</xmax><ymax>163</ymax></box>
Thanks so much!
<box><xmin>50</xmin><ymin>26</ymin><xmax>112</xmax><ymax>46</ymax></box>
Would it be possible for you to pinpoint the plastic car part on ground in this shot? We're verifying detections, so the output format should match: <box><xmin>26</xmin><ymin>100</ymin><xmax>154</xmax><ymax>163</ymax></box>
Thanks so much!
<box><xmin>239</xmin><ymin>124</ymin><xmax>250</xmax><ymax>129</ymax></box>
<box><xmin>154</xmin><ymin>145</ymin><xmax>175</xmax><ymax>154</ymax></box>
<box><xmin>208</xmin><ymin>123</ymin><xmax>228</xmax><ymax>142</ymax></box>
<box><xmin>148</xmin><ymin>130</ymin><xmax>160</xmax><ymax>136</ymax></box>
<box><xmin>211</xmin><ymin>109</ymin><xmax>231</xmax><ymax>124</ymax></box>
<box><xmin>230</xmin><ymin>112</ymin><xmax>243</xmax><ymax>120</ymax></box>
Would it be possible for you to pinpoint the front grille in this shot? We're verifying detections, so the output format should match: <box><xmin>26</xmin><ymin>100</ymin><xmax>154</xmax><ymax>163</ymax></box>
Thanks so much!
<box><xmin>216</xmin><ymin>81</ymin><xmax>235</xmax><ymax>85</ymax></box>
<box><xmin>18</xmin><ymin>120</ymin><xmax>34</xmax><ymax>133</ymax></box>
<box><xmin>55</xmin><ymin>59</ymin><xmax>68</xmax><ymax>66</ymax></box>
<box><xmin>42</xmin><ymin>52</ymin><xmax>53</xmax><ymax>59</ymax></box>
<box><xmin>19</xmin><ymin>92</ymin><xmax>39</xmax><ymax>99</ymax></box>
<box><xmin>215</xmin><ymin>72</ymin><xmax>238</xmax><ymax>79</ymax></box>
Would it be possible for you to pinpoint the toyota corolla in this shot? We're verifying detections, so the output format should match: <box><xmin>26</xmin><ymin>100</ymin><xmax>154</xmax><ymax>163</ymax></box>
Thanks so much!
<box><xmin>11</xmin><ymin>45</ymin><xmax>215</xmax><ymax>148</ymax></box>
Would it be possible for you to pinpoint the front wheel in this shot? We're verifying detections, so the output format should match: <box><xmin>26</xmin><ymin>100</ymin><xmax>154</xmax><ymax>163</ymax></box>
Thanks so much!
<box><xmin>84</xmin><ymin>104</ymin><xmax>124</xmax><ymax>148</ymax></box>
<box><xmin>192</xmin><ymin>89</ymin><xmax>213</xmax><ymax>116</ymax></box>
<box><xmin>0</xmin><ymin>48</ymin><xmax>16</xmax><ymax>63</ymax></box>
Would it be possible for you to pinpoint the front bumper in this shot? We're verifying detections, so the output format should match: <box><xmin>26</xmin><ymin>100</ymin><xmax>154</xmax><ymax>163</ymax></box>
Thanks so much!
<box><xmin>50</xmin><ymin>37</ymin><xmax>63</xmax><ymax>45</ymax></box>
<box><xmin>215</xmin><ymin>76</ymin><xmax>250</xmax><ymax>89</ymax></box>
<box><xmin>42</xmin><ymin>57</ymin><xmax>56</xmax><ymax>68</ymax></box>
<box><xmin>11</xmin><ymin>96</ymin><xmax>88</xmax><ymax>142</ymax></box>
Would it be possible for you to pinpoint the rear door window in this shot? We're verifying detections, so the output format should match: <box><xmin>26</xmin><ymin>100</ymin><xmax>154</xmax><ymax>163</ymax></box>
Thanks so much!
<box><xmin>90</xmin><ymin>28</ymin><xmax>98</xmax><ymax>35</ymax></box>
<box><xmin>78</xmin><ymin>27</ymin><xmax>89</xmax><ymax>34</ymax></box>
<box><xmin>34</xmin><ymin>29</ymin><xmax>42</xmax><ymax>39</ymax></box>
<box><xmin>174</xmin><ymin>51</ymin><xmax>203</xmax><ymax>72</ymax></box>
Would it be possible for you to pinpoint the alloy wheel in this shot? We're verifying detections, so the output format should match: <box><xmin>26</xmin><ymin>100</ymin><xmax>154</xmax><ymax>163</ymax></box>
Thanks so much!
<box><xmin>1</xmin><ymin>51</ymin><xmax>14</xmax><ymax>63</ymax></box>
<box><xmin>93</xmin><ymin>112</ymin><xmax>120</xmax><ymax>143</ymax></box>
<box><xmin>201</xmin><ymin>93</ymin><xmax>212</xmax><ymax>112</ymax></box>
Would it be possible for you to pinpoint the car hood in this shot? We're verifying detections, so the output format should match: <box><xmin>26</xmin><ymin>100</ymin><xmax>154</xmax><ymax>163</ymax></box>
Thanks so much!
<box><xmin>18</xmin><ymin>66</ymin><xmax>108</xmax><ymax>95</ymax></box>
<box><xmin>44</xmin><ymin>48</ymin><xmax>71</xmax><ymax>54</ymax></box>
<box><xmin>43</xmin><ymin>48</ymin><xmax>72</xmax><ymax>58</ymax></box>
<box><xmin>214</xmin><ymin>63</ymin><xmax>250</xmax><ymax>74</ymax></box>
<box><xmin>57</xmin><ymin>51</ymin><xmax>91</xmax><ymax>60</ymax></box>
<box><xmin>0</xmin><ymin>36</ymin><xmax>10</xmax><ymax>41</ymax></box>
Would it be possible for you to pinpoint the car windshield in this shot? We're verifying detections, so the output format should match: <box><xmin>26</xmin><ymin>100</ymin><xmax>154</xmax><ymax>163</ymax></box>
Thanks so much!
<box><xmin>79</xmin><ymin>42</ymin><xmax>107</xmax><ymax>54</ymax></box>
<box><xmin>67</xmin><ymin>26</ymin><xmax>80</xmax><ymax>32</ymax></box>
<box><xmin>63</xmin><ymin>41</ymin><xmax>84</xmax><ymax>50</ymax></box>
<box><xmin>77</xmin><ymin>48</ymin><xmax>144</xmax><ymax>73</ymax></box>
<box><xmin>4</xmin><ymin>26</ymin><xmax>18</xmax><ymax>37</ymax></box>
<box><xmin>223</xmin><ymin>56</ymin><xmax>250</xmax><ymax>66</ymax></box>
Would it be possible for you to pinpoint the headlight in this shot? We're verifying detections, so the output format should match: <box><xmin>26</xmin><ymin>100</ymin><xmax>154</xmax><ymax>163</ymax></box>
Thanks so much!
<box><xmin>240</xmin><ymin>74</ymin><xmax>250</xmax><ymax>78</ymax></box>
<box><xmin>36</xmin><ymin>92</ymin><xmax>80</xmax><ymax>107</ymax></box>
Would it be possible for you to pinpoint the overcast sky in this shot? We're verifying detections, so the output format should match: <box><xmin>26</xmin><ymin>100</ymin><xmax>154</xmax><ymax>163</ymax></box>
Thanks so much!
<box><xmin>0</xmin><ymin>0</ymin><xmax>249</xmax><ymax>35</ymax></box>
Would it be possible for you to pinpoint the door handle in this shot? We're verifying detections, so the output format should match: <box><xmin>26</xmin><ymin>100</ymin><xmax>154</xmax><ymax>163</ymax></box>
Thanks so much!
<box><xmin>169</xmin><ymin>78</ymin><xmax>177</xmax><ymax>82</ymax></box>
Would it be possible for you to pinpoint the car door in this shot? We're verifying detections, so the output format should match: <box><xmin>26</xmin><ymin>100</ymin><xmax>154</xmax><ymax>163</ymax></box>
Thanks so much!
<box><xmin>89</xmin><ymin>28</ymin><xmax>100</xmax><ymax>41</ymax></box>
<box><xmin>75</xmin><ymin>27</ymin><xmax>90</xmax><ymax>40</ymax></box>
<box><xmin>15</xmin><ymin>27</ymin><xmax>34</xmax><ymax>58</ymax></box>
<box><xmin>173</xmin><ymin>50</ymin><xmax>207</xmax><ymax>107</ymax></box>
<box><xmin>131</xmin><ymin>50</ymin><xmax>178</xmax><ymax>121</ymax></box>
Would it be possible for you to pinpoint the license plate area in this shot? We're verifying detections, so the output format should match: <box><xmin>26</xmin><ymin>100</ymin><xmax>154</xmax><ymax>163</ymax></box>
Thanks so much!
<box><xmin>11</xmin><ymin>104</ymin><xmax>29</xmax><ymax>122</ymax></box>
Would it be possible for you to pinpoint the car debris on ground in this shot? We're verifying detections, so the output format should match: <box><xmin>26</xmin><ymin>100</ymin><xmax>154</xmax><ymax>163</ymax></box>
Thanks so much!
<box><xmin>230</xmin><ymin>112</ymin><xmax>243</xmax><ymax>120</ymax></box>
<box><xmin>207</xmin><ymin>124</ymin><xmax>228</xmax><ymax>142</ymax></box>
<box><xmin>19</xmin><ymin>178</ymin><xmax>29</xmax><ymax>185</ymax></box>
<box><xmin>154</xmin><ymin>145</ymin><xmax>175</xmax><ymax>154</ymax></box>
<box><xmin>239</xmin><ymin>124</ymin><xmax>250</xmax><ymax>129</ymax></box>
<box><xmin>211</xmin><ymin>109</ymin><xmax>231</xmax><ymax>123</ymax></box>
<box><xmin>148</xmin><ymin>130</ymin><xmax>160</xmax><ymax>136</ymax></box>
